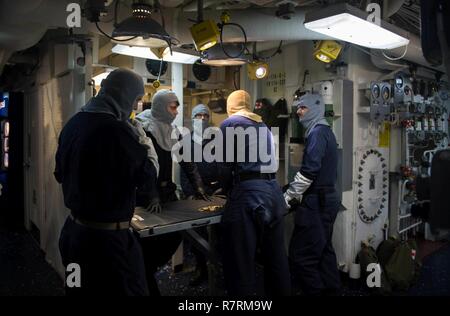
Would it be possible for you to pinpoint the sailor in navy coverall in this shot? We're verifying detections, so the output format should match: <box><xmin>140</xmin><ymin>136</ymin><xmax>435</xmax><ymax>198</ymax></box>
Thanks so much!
<box><xmin>283</xmin><ymin>93</ymin><xmax>341</xmax><ymax>296</ymax></box>
<box><xmin>219</xmin><ymin>90</ymin><xmax>291</xmax><ymax>296</ymax></box>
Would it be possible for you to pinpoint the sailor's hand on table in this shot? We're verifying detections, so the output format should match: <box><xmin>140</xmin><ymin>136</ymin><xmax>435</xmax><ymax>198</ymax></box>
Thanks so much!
<box><xmin>145</xmin><ymin>197</ymin><xmax>162</xmax><ymax>214</ymax></box>
<box><xmin>194</xmin><ymin>187</ymin><xmax>212</xmax><ymax>201</ymax></box>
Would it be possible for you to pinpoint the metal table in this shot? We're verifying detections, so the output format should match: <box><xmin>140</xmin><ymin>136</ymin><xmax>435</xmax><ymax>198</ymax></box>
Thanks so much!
<box><xmin>131</xmin><ymin>197</ymin><xmax>225</xmax><ymax>295</ymax></box>
<box><xmin>131</xmin><ymin>197</ymin><xmax>225</xmax><ymax>237</ymax></box>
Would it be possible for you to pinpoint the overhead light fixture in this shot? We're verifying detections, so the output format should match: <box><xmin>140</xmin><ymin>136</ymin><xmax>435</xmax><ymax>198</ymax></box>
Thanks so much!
<box><xmin>190</xmin><ymin>19</ymin><xmax>220</xmax><ymax>51</ymax></box>
<box><xmin>304</xmin><ymin>3</ymin><xmax>410</xmax><ymax>49</ymax></box>
<box><xmin>313</xmin><ymin>40</ymin><xmax>342</xmax><ymax>63</ymax></box>
<box><xmin>247</xmin><ymin>61</ymin><xmax>269</xmax><ymax>80</ymax></box>
<box><xmin>111</xmin><ymin>3</ymin><xmax>174</xmax><ymax>48</ymax></box>
<box><xmin>201</xmin><ymin>44</ymin><xmax>247</xmax><ymax>66</ymax></box>
<box><xmin>112</xmin><ymin>44</ymin><xmax>200</xmax><ymax>64</ymax></box>
<box><xmin>112</xmin><ymin>44</ymin><xmax>159</xmax><ymax>59</ymax></box>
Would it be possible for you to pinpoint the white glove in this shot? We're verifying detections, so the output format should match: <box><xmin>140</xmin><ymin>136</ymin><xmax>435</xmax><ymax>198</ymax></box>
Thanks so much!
<box><xmin>130</xmin><ymin>119</ymin><xmax>160</xmax><ymax>177</ymax></box>
<box><xmin>283</xmin><ymin>193</ymin><xmax>291</xmax><ymax>209</ymax></box>
<box><xmin>284</xmin><ymin>172</ymin><xmax>313</xmax><ymax>205</ymax></box>
<box><xmin>283</xmin><ymin>192</ymin><xmax>303</xmax><ymax>209</ymax></box>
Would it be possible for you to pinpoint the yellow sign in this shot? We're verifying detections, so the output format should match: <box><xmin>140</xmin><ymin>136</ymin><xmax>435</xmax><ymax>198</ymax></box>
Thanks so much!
<box><xmin>378</xmin><ymin>122</ymin><xmax>390</xmax><ymax>148</ymax></box>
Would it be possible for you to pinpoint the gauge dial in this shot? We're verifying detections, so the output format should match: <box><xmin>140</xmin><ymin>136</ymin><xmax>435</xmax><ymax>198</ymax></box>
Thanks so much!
<box><xmin>372</xmin><ymin>84</ymin><xmax>380</xmax><ymax>99</ymax></box>
<box><xmin>395</xmin><ymin>76</ymin><xmax>404</xmax><ymax>89</ymax></box>
<box><xmin>404</xmin><ymin>86</ymin><xmax>411</xmax><ymax>96</ymax></box>
<box><xmin>382</xmin><ymin>86</ymin><xmax>390</xmax><ymax>101</ymax></box>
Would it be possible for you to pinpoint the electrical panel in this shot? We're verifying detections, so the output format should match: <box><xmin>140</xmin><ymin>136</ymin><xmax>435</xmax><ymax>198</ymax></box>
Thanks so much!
<box><xmin>365</xmin><ymin>72</ymin><xmax>450</xmax><ymax>237</ymax></box>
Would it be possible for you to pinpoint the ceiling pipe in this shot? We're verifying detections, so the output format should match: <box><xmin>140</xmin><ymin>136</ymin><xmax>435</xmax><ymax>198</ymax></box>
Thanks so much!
<box><xmin>370</xmin><ymin>34</ymin><xmax>446</xmax><ymax>73</ymax></box>
<box><xmin>370</xmin><ymin>52</ymin><xmax>407</xmax><ymax>71</ymax></box>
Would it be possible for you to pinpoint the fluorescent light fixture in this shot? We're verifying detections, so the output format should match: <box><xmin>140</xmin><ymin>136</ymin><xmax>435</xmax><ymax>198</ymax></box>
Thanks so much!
<box><xmin>112</xmin><ymin>3</ymin><xmax>174</xmax><ymax>48</ymax></box>
<box><xmin>112</xmin><ymin>44</ymin><xmax>200</xmax><ymax>64</ymax></box>
<box><xmin>201</xmin><ymin>44</ymin><xmax>247</xmax><ymax>66</ymax></box>
<box><xmin>304</xmin><ymin>3</ymin><xmax>410</xmax><ymax>49</ymax></box>
<box><xmin>112</xmin><ymin>44</ymin><xmax>158</xmax><ymax>59</ymax></box>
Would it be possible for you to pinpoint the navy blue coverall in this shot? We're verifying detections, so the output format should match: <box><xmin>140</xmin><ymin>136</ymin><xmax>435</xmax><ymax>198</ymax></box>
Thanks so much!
<box><xmin>55</xmin><ymin>112</ymin><xmax>155</xmax><ymax>296</ymax></box>
<box><xmin>219</xmin><ymin>115</ymin><xmax>291</xmax><ymax>296</ymax></box>
<box><xmin>289</xmin><ymin>124</ymin><xmax>341</xmax><ymax>295</ymax></box>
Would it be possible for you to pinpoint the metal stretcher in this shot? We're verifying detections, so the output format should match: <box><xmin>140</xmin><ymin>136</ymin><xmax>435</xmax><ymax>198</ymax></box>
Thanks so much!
<box><xmin>131</xmin><ymin>196</ymin><xmax>226</xmax><ymax>295</ymax></box>
<box><xmin>131</xmin><ymin>196</ymin><xmax>225</xmax><ymax>237</ymax></box>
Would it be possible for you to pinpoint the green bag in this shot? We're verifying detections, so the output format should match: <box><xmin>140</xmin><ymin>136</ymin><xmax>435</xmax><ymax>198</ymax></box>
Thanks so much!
<box><xmin>377</xmin><ymin>236</ymin><xmax>400</xmax><ymax>268</ymax></box>
<box><xmin>384</xmin><ymin>241</ymin><xmax>420</xmax><ymax>291</ymax></box>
